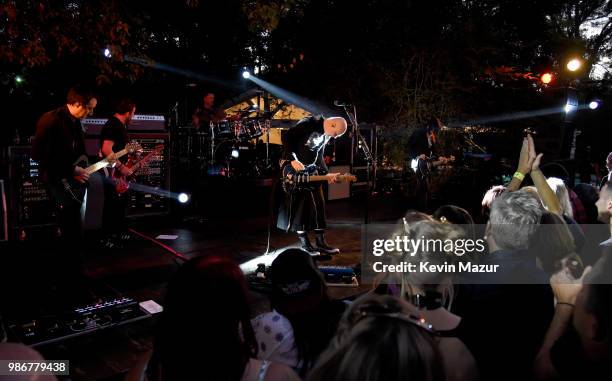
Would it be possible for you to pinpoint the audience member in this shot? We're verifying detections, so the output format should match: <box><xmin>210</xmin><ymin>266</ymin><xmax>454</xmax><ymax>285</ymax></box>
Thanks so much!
<box><xmin>573</xmin><ymin>183</ymin><xmax>600</xmax><ymax>224</ymax></box>
<box><xmin>127</xmin><ymin>256</ymin><xmax>299</xmax><ymax>381</ymax></box>
<box><xmin>381</xmin><ymin>219</ymin><xmax>479</xmax><ymax>381</ymax></box>
<box><xmin>530</xmin><ymin>212</ymin><xmax>583</xmax><ymax>277</ymax></box>
<box><xmin>453</xmin><ymin>190</ymin><xmax>554</xmax><ymax>381</ymax></box>
<box><xmin>481</xmin><ymin>185</ymin><xmax>505</xmax><ymax>220</ymax></box>
<box><xmin>0</xmin><ymin>343</ymin><xmax>58</xmax><ymax>381</ymax></box>
<box><xmin>596</xmin><ymin>182</ymin><xmax>612</xmax><ymax>246</ymax></box>
<box><xmin>535</xmin><ymin>249</ymin><xmax>612</xmax><ymax>380</ymax></box>
<box><xmin>308</xmin><ymin>294</ymin><xmax>445</xmax><ymax>381</ymax></box>
<box><xmin>252</xmin><ymin>249</ymin><xmax>346</xmax><ymax>378</ymax></box>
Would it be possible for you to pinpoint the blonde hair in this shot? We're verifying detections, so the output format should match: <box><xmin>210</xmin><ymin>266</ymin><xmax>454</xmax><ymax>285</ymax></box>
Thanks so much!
<box><xmin>546</xmin><ymin>177</ymin><xmax>574</xmax><ymax>218</ymax></box>
<box><xmin>390</xmin><ymin>219</ymin><xmax>466</xmax><ymax>309</ymax></box>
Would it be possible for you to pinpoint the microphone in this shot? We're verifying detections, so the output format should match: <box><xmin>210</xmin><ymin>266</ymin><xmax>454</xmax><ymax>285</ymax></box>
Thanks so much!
<box><xmin>334</xmin><ymin>100</ymin><xmax>352</xmax><ymax>107</ymax></box>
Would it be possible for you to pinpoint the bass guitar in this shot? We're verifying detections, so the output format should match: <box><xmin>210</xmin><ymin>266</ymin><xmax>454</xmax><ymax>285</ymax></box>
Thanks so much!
<box><xmin>281</xmin><ymin>163</ymin><xmax>356</xmax><ymax>194</ymax></box>
<box><xmin>410</xmin><ymin>155</ymin><xmax>455</xmax><ymax>180</ymax></box>
<box><xmin>114</xmin><ymin>144</ymin><xmax>164</xmax><ymax>194</ymax></box>
<box><xmin>50</xmin><ymin>141</ymin><xmax>141</xmax><ymax>204</ymax></box>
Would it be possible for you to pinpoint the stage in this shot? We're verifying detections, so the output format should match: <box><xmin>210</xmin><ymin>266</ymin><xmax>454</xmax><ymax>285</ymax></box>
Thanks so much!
<box><xmin>0</xmin><ymin>192</ymin><xmax>413</xmax><ymax>380</ymax></box>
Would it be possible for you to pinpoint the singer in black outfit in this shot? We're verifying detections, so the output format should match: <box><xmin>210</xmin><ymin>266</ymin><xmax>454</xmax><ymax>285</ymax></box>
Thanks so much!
<box><xmin>276</xmin><ymin>115</ymin><xmax>348</xmax><ymax>255</ymax></box>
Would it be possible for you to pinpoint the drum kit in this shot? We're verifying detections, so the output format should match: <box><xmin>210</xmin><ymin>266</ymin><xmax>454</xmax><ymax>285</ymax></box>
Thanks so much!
<box><xmin>174</xmin><ymin>118</ymin><xmax>281</xmax><ymax>178</ymax></box>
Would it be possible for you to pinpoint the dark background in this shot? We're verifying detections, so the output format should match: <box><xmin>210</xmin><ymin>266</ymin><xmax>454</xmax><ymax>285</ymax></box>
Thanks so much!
<box><xmin>1</xmin><ymin>0</ymin><xmax>611</xmax><ymax>170</ymax></box>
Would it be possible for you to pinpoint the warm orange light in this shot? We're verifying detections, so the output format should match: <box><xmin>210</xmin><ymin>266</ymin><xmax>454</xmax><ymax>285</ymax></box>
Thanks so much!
<box><xmin>541</xmin><ymin>73</ymin><xmax>553</xmax><ymax>84</ymax></box>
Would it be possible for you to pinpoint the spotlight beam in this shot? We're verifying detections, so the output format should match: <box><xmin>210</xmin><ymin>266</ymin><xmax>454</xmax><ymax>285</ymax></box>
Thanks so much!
<box><xmin>447</xmin><ymin>104</ymin><xmax>596</xmax><ymax>127</ymax></box>
<box><xmin>101</xmin><ymin>176</ymin><xmax>189</xmax><ymax>202</ymax></box>
<box><xmin>245</xmin><ymin>75</ymin><xmax>335</xmax><ymax>117</ymax></box>
<box><xmin>124</xmin><ymin>55</ymin><xmax>240</xmax><ymax>90</ymax></box>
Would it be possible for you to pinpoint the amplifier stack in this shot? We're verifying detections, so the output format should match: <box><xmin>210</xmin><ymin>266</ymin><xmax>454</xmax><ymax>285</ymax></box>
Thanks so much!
<box><xmin>82</xmin><ymin>115</ymin><xmax>171</xmax><ymax>217</ymax></box>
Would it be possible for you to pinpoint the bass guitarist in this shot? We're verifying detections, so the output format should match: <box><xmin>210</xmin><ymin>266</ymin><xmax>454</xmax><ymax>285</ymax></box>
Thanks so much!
<box><xmin>99</xmin><ymin>97</ymin><xmax>137</xmax><ymax>247</ymax></box>
<box><xmin>276</xmin><ymin>115</ymin><xmax>348</xmax><ymax>256</ymax></box>
<box><xmin>407</xmin><ymin>116</ymin><xmax>454</xmax><ymax>212</ymax></box>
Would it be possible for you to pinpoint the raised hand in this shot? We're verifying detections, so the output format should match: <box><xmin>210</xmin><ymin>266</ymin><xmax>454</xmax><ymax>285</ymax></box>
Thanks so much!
<box><xmin>527</xmin><ymin>134</ymin><xmax>543</xmax><ymax>172</ymax></box>
<box><xmin>550</xmin><ymin>262</ymin><xmax>592</xmax><ymax>305</ymax></box>
<box><xmin>517</xmin><ymin>136</ymin><xmax>534</xmax><ymax>174</ymax></box>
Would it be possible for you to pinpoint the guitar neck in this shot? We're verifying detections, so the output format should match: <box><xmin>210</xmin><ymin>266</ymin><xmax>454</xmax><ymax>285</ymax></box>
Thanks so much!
<box><xmin>302</xmin><ymin>175</ymin><xmax>352</xmax><ymax>182</ymax></box>
<box><xmin>84</xmin><ymin>148</ymin><xmax>129</xmax><ymax>175</ymax></box>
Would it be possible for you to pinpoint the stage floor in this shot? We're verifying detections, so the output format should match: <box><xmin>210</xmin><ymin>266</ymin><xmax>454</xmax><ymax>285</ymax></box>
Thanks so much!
<box><xmin>0</xmin><ymin>193</ymin><xmax>411</xmax><ymax>380</ymax></box>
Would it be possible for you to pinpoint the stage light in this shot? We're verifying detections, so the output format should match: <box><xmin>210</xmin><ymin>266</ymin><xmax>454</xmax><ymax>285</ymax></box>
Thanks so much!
<box><xmin>589</xmin><ymin>101</ymin><xmax>600</xmax><ymax>110</ymax></box>
<box><xmin>231</xmin><ymin>148</ymin><xmax>240</xmax><ymax>158</ymax></box>
<box><xmin>564</xmin><ymin>103</ymin><xmax>576</xmax><ymax>113</ymax></box>
<box><xmin>178</xmin><ymin>193</ymin><xmax>190</xmax><ymax>203</ymax></box>
<box><xmin>567</xmin><ymin>58</ymin><xmax>581</xmax><ymax>72</ymax></box>
<box><xmin>15</xmin><ymin>76</ymin><xmax>24</xmax><ymax>84</ymax></box>
<box><xmin>242</xmin><ymin>69</ymin><xmax>251</xmax><ymax>79</ymax></box>
<box><xmin>103</xmin><ymin>48</ymin><xmax>112</xmax><ymax>58</ymax></box>
<box><xmin>540</xmin><ymin>73</ymin><xmax>553</xmax><ymax>84</ymax></box>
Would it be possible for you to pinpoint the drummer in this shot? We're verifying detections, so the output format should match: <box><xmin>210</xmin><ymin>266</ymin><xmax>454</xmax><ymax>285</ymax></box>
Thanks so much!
<box><xmin>192</xmin><ymin>91</ymin><xmax>229</xmax><ymax>131</ymax></box>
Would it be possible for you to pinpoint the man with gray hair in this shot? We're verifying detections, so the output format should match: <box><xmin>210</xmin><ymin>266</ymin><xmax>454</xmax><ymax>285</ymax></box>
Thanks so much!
<box><xmin>453</xmin><ymin>189</ymin><xmax>554</xmax><ymax>381</ymax></box>
<box><xmin>487</xmin><ymin>189</ymin><xmax>544</xmax><ymax>254</ymax></box>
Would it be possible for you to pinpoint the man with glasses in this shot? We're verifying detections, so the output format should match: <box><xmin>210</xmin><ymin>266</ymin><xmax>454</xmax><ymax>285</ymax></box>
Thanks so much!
<box><xmin>33</xmin><ymin>85</ymin><xmax>97</xmax><ymax>284</ymax></box>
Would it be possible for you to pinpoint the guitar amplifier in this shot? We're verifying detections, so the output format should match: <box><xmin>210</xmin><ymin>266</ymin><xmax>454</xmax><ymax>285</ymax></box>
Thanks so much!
<box><xmin>7</xmin><ymin>146</ymin><xmax>57</xmax><ymax>238</ymax></box>
<box><xmin>125</xmin><ymin>133</ymin><xmax>171</xmax><ymax>217</ymax></box>
<box><xmin>327</xmin><ymin>165</ymin><xmax>351</xmax><ymax>200</ymax></box>
<box><xmin>83</xmin><ymin>114</ymin><xmax>167</xmax><ymax>157</ymax></box>
<box><xmin>82</xmin><ymin>114</ymin><xmax>166</xmax><ymax>135</ymax></box>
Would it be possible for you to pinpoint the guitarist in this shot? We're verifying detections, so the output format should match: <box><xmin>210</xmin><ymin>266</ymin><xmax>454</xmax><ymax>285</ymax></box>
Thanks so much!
<box><xmin>99</xmin><ymin>97</ymin><xmax>136</xmax><ymax>247</ymax></box>
<box><xmin>276</xmin><ymin>115</ymin><xmax>348</xmax><ymax>255</ymax></box>
<box><xmin>407</xmin><ymin>116</ymin><xmax>453</xmax><ymax>212</ymax></box>
<box><xmin>32</xmin><ymin>85</ymin><xmax>97</xmax><ymax>283</ymax></box>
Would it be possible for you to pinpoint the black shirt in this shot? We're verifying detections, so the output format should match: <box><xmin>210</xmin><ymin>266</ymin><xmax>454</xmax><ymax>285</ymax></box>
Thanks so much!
<box><xmin>193</xmin><ymin>106</ymin><xmax>225</xmax><ymax>130</ymax></box>
<box><xmin>453</xmin><ymin>250</ymin><xmax>554</xmax><ymax>381</ymax></box>
<box><xmin>32</xmin><ymin>106</ymin><xmax>86</xmax><ymax>183</ymax></box>
<box><xmin>281</xmin><ymin>115</ymin><xmax>329</xmax><ymax>173</ymax></box>
<box><xmin>100</xmin><ymin>116</ymin><xmax>129</xmax><ymax>163</ymax></box>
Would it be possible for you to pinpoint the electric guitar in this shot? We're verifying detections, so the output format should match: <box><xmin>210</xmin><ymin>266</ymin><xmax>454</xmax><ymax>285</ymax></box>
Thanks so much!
<box><xmin>50</xmin><ymin>142</ymin><xmax>141</xmax><ymax>204</ymax></box>
<box><xmin>281</xmin><ymin>163</ymin><xmax>357</xmax><ymax>194</ymax></box>
<box><xmin>114</xmin><ymin>144</ymin><xmax>164</xmax><ymax>194</ymax></box>
<box><xmin>410</xmin><ymin>155</ymin><xmax>455</xmax><ymax>180</ymax></box>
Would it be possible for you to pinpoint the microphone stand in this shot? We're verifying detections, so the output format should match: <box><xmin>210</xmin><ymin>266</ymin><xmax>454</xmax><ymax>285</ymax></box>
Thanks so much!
<box><xmin>340</xmin><ymin>104</ymin><xmax>375</xmax><ymax>224</ymax></box>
